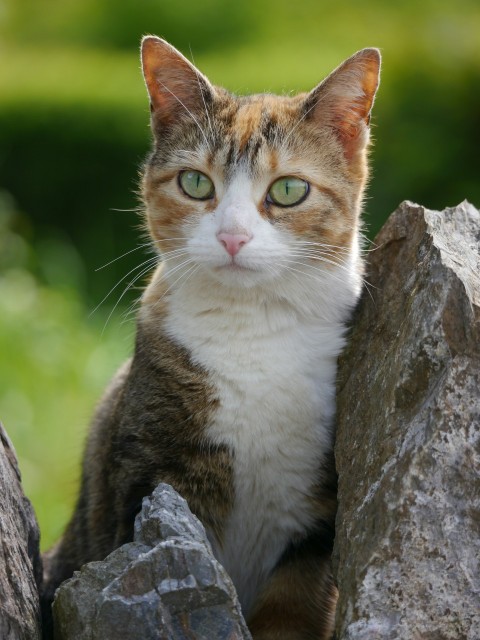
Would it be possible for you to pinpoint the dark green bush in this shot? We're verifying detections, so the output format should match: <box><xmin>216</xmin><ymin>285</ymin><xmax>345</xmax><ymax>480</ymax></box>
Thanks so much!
<box><xmin>370</xmin><ymin>62</ymin><xmax>480</xmax><ymax>236</ymax></box>
<box><xmin>0</xmin><ymin>101</ymin><xmax>149</xmax><ymax>307</ymax></box>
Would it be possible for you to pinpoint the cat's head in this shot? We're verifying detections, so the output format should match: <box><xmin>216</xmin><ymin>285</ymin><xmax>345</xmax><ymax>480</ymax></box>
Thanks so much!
<box><xmin>141</xmin><ymin>37</ymin><xmax>380</xmax><ymax>293</ymax></box>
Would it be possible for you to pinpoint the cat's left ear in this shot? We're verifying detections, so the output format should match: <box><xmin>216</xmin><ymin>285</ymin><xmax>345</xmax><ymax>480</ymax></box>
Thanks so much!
<box><xmin>141</xmin><ymin>36</ymin><xmax>215</xmax><ymax>129</ymax></box>
<box><xmin>304</xmin><ymin>48</ymin><xmax>381</xmax><ymax>159</ymax></box>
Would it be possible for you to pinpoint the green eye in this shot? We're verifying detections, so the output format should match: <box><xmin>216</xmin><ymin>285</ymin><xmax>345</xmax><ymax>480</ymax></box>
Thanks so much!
<box><xmin>267</xmin><ymin>176</ymin><xmax>309</xmax><ymax>207</ymax></box>
<box><xmin>179</xmin><ymin>170</ymin><xmax>214</xmax><ymax>200</ymax></box>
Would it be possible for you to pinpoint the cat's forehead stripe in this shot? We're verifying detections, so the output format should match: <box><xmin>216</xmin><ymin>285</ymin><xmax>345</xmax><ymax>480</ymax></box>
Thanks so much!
<box><xmin>233</xmin><ymin>96</ymin><xmax>285</xmax><ymax>149</ymax></box>
<box><xmin>235</xmin><ymin>101</ymin><xmax>264</xmax><ymax>152</ymax></box>
<box><xmin>217</xmin><ymin>95</ymin><xmax>287</xmax><ymax>174</ymax></box>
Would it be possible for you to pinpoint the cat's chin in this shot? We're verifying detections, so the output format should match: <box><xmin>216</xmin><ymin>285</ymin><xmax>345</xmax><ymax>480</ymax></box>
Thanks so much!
<box><xmin>206</xmin><ymin>263</ymin><xmax>277</xmax><ymax>289</ymax></box>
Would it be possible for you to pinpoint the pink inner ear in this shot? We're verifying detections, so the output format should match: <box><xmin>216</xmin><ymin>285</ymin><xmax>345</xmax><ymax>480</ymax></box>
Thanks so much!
<box><xmin>307</xmin><ymin>49</ymin><xmax>380</xmax><ymax>157</ymax></box>
<box><xmin>337</xmin><ymin>71</ymin><xmax>379</xmax><ymax>147</ymax></box>
<box><xmin>335</xmin><ymin>95</ymin><xmax>372</xmax><ymax>142</ymax></box>
<box><xmin>141</xmin><ymin>37</ymin><xmax>213</xmax><ymax>127</ymax></box>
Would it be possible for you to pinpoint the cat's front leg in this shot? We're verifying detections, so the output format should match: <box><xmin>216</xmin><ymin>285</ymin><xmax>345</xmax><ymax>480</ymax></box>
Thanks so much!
<box><xmin>247</xmin><ymin>530</ymin><xmax>337</xmax><ymax>640</ymax></box>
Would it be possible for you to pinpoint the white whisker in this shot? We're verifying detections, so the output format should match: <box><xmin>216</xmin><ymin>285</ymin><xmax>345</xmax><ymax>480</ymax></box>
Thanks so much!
<box><xmin>288</xmin><ymin>249</ymin><xmax>346</xmax><ymax>262</ymax></box>
<box><xmin>158</xmin><ymin>248</ymin><xmax>191</xmax><ymax>261</ymax></box>
<box><xmin>287</xmin><ymin>252</ymin><xmax>351</xmax><ymax>272</ymax></box>
<box><xmin>279</xmin><ymin>261</ymin><xmax>349</xmax><ymax>287</ymax></box>
<box><xmin>95</xmin><ymin>243</ymin><xmax>153</xmax><ymax>271</ymax></box>
<box><xmin>159</xmin><ymin>261</ymin><xmax>198</xmax><ymax>303</ymax></box>
<box><xmin>291</xmin><ymin>240</ymin><xmax>351</xmax><ymax>251</ymax></box>
<box><xmin>178</xmin><ymin>262</ymin><xmax>202</xmax><ymax>293</ymax></box>
<box><xmin>101</xmin><ymin>261</ymin><xmax>157</xmax><ymax>334</ymax></box>
<box><xmin>90</xmin><ymin>256</ymin><xmax>158</xmax><ymax>317</ymax></box>
<box><xmin>120</xmin><ymin>297</ymin><xmax>142</xmax><ymax>327</ymax></box>
<box><xmin>163</xmin><ymin>256</ymin><xmax>196</xmax><ymax>281</ymax></box>
<box><xmin>280</xmin><ymin>255</ymin><xmax>376</xmax><ymax>295</ymax></box>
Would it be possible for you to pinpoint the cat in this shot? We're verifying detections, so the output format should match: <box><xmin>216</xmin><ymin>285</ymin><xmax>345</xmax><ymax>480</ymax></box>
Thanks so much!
<box><xmin>41</xmin><ymin>36</ymin><xmax>380</xmax><ymax>639</ymax></box>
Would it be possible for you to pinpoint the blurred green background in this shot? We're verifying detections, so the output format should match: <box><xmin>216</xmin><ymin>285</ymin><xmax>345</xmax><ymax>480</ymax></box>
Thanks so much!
<box><xmin>1</xmin><ymin>0</ymin><xmax>479</xmax><ymax>550</ymax></box>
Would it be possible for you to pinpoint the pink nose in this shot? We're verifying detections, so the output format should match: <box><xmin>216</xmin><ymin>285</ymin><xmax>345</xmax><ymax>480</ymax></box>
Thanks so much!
<box><xmin>217</xmin><ymin>232</ymin><xmax>252</xmax><ymax>257</ymax></box>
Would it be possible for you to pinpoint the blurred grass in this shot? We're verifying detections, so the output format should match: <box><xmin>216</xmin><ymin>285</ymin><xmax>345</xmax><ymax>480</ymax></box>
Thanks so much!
<box><xmin>0</xmin><ymin>269</ymin><xmax>134</xmax><ymax>547</ymax></box>
<box><xmin>1</xmin><ymin>0</ymin><xmax>479</xmax><ymax>549</ymax></box>
<box><xmin>0</xmin><ymin>193</ymin><xmax>136</xmax><ymax>548</ymax></box>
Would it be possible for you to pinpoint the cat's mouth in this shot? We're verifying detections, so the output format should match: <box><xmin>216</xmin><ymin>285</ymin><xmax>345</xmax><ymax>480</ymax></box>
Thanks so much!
<box><xmin>215</xmin><ymin>262</ymin><xmax>257</xmax><ymax>273</ymax></box>
<box><xmin>207</xmin><ymin>257</ymin><xmax>276</xmax><ymax>287</ymax></box>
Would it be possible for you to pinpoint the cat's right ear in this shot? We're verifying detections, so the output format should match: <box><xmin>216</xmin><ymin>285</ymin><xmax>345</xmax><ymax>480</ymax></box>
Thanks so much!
<box><xmin>141</xmin><ymin>36</ymin><xmax>215</xmax><ymax>129</ymax></box>
<box><xmin>304</xmin><ymin>48</ymin><xmax>381</xmax><ymax>160</ymax></box>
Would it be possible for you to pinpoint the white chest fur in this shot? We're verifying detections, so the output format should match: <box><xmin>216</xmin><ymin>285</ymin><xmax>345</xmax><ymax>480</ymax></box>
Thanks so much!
<box><xmin>160</xmin><ymin>267</ymin><xmax>353</xmax><ymax>616</ymax></box>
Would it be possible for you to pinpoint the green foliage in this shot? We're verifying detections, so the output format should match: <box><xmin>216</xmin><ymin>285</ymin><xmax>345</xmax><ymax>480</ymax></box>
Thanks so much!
<box><xmin>1</xmin><ymin>0</ymin><xmax>479</xmax><ymax>548</ymax></box>
<box><xmin>0</xmin><ymin>271</ymin><xmax>133</xmax><ymax>548</ymax></box>
<box><xmin>0</xmin><ymin>193</ymin><xmax>134</xmax><ymax>548</ymax></box>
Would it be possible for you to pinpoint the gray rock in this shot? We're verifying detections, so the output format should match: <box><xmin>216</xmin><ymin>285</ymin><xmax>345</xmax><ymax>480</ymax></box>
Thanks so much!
<box><xmin>334</xmin><ymin>201</ymin><xmax>480</xmax><ymax>640</ymax></box>
<box><xmin>53</xmin><ymin>483</ymin><xmax>251</xmax><ymax>640</ymax></box>
<box><xmin>0</xmin><ymin>421</ymin><xmax>43</xmax><ymax>640</ymax></box>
